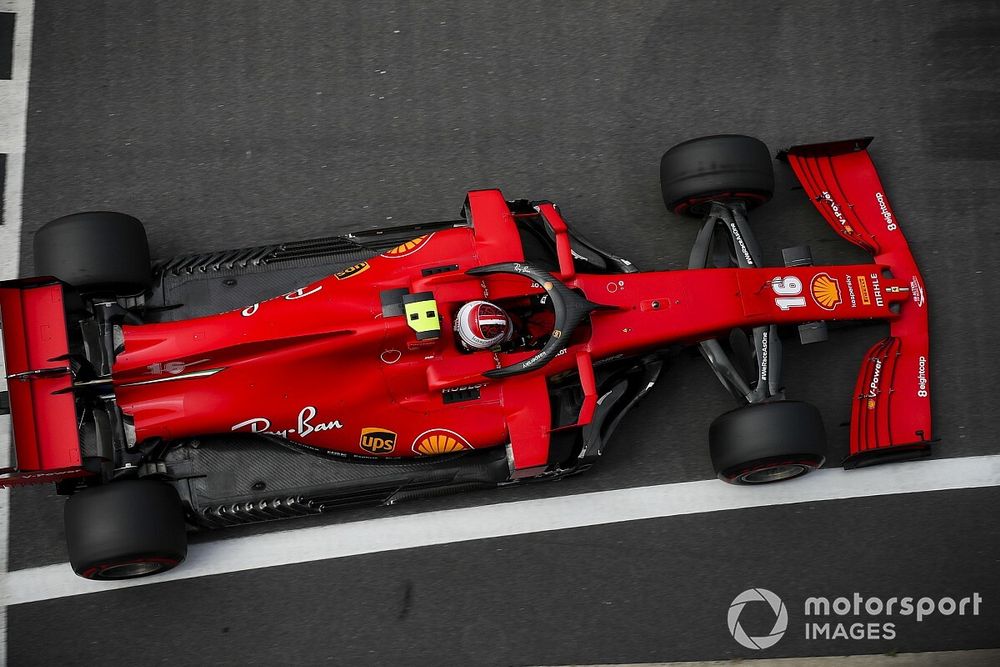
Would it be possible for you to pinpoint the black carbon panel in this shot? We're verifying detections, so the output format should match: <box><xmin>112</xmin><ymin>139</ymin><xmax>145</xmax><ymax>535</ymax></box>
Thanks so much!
<box><xmin>149</xmin><ymin>248</ymin><xmax>377</xmax><ymax>321</ymax></box>
<box><xmin>146</xmin><ymin>219</ymin><xmax>464</xmax><ymax>321</ymax></box>
<box><xmin>164</xmin><ymin>435</ymin><xmax>508</xmax><ymax>511</ymax></box>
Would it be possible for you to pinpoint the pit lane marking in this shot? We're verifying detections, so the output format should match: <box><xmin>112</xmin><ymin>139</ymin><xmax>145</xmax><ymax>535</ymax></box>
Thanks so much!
<box><xmin>2</xmin><ymin>454</ymin><xmax>1000</xmax><ymax>606</ymax></box>
<box><xmin>0</xmin><ymin>2</ymin><xmax>35</xmax><ymax>664</ymax></box>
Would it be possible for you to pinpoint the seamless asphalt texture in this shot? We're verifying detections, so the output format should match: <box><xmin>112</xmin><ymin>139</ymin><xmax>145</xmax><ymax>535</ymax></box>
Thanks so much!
<box><xmin>7</xmin><ymin>0</ymin><xmax>1000</xmax><ymax>663</ymax></box>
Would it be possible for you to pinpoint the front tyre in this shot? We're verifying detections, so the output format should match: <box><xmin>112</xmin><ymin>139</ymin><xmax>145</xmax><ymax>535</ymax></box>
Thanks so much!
<box><xmin>660</xmin><ymin>134</ymin><xmax>774</xmax><ymax>216</ymax></box>
<box><xmin>64</xmin><ymin>480</ymin><xmax>187</xmax><ymax>580</ymax></box>
<box><xmin>709</xmin><ymin>400</ymin><xmax>826</xmax><ymax>485</ymax></box>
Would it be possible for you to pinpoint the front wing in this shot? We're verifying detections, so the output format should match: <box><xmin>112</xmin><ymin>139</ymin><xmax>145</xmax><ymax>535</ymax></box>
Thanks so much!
<box><xmin>781</xmin><ymin>138</ymin><xmax>932</xmax><ymax>467</ymax></box>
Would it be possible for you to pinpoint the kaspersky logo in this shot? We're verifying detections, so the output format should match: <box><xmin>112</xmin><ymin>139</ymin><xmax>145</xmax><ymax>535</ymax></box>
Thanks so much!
<box><xmin>728</xmin><ymin>588</ymin><xmax>788</xmax><ymax>650</ymax></box>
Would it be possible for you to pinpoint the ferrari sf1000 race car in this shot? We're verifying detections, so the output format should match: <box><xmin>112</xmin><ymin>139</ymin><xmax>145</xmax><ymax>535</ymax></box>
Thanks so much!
<box><xmin>0</xmin><ymin>135</ymin><xmax>932</xmax><ymax>580</ymax></box>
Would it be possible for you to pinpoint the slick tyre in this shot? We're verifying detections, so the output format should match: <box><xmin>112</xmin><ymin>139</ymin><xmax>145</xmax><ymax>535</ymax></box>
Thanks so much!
<box><xmin>709</xmin><ymin>400</ymin><xmax>826</xmax><ymax>484</ymax></box>
<box><xmin>34</xmin><ymin>211</ymin><xmax>152</xmax><ymax>293</ymax></box>
<box><xmin>660</xmin><ymin>135</ymin><xmax>774</xmax><ymax>216</ymax></box>
<box><xmin>64</xmin><ymin>480</ymin><xmax>187</xmax><ymax>580</ymax></box>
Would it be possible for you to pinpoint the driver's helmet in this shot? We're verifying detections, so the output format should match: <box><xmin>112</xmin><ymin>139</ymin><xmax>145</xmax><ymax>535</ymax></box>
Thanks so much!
<box><xmin>455</xmin><ymin>300</ymin><xmax>514</xmax><ymax>350</ymax></box>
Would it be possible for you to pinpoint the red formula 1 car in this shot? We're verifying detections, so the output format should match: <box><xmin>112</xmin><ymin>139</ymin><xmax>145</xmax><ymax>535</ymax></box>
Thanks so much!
<box><xmin>0</xmin><ymin>135</ymin><xmax>931</xmax><ymax>580</ymax></box>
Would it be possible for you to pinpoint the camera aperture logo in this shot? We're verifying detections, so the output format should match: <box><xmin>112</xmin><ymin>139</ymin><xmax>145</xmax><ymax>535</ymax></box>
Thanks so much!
<box><xmin>728</xmin><ymin>588</ymin><xmax>788</xmax><ymax>650</ymax></box>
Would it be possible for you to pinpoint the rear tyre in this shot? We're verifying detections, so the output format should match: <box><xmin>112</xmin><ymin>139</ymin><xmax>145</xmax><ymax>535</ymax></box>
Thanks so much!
<box><xmin>660</xmin><ymin>135</ymin><xmax>774</xmax><ymax>217</ymax></box>
<box><xmin>709</xmin><ymin>400</ymin><xmax>826</xmax><ymax>485</ymax></box>
<box><xmin>34</xmin><ymin>211</ymin><xmax>152</xmax><ymax>293</ymax></box>
<box><xmin>64</xmin><ymin>480</ymin><xmax>187</xmax><ymax>580</ymax></box>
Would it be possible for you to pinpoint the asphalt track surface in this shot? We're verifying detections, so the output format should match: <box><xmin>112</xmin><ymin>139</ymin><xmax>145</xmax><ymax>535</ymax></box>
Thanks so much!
<box><xmin>4</xmin><ymin>0</ymin><xmax>1000</xmax><ymax>664</ymax></box>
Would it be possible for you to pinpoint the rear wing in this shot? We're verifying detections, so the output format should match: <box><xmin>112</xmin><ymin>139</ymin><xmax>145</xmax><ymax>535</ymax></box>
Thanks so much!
<box><xmin>0</xmin><ymin>278</ymin><xmax>87</xmax><ymax>487</ymax></box>
<box><xmin>780</xmin><ymin>138</ymin><xmax>932</xmax><ymax>467</ymax></box>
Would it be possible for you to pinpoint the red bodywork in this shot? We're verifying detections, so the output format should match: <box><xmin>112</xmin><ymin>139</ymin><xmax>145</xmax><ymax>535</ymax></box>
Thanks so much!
<box><xmin>0</xmin><ymin>139</ymin><xmax>931</xmax><ymax>485</ymax></box>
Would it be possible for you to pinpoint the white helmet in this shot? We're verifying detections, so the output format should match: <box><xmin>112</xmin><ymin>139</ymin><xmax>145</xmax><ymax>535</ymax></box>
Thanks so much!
<box><xmin>454</xmin><ymin>300</ymin><xmax>514</xmax><ymax>350</ymax></box>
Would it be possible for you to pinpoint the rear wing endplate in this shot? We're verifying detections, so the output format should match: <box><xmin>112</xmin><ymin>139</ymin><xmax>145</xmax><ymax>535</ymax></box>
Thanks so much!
<box><xmin>0</xmin><ymin>278</ymin><xmax>86</xmax><ymax>487</ymax></box>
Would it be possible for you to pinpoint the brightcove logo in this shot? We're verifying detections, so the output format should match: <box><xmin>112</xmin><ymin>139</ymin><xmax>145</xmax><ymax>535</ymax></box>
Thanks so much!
<box><xmin>727</xmin><ymin>588</ymin><xmax>788</xmax><ymax>650</ymax></box>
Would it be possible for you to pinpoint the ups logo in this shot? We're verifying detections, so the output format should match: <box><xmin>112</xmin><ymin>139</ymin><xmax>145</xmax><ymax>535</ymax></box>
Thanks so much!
<box><xmin>335</xmin><ymin>262</ymin><xmax>370</xmax><ymax>280</ymax></box>
<box><xmin>359</xmin><ymin>427</ymin><xmax>397</xmax><ymax>454</ymax></box>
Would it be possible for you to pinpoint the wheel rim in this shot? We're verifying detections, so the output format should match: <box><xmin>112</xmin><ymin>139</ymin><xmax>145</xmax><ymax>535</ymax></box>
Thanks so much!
<box><xmin>739</xmin><ymin>463</ymin><xmax>809</xmax><ymax>484</ymax></box>
<box><xmin>94</xmin><ymin>560</ymin><xmax>170</xmax><ymax>579</ymax></box>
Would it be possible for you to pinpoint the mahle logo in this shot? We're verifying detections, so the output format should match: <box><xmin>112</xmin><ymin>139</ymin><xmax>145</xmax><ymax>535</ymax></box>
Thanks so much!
<box><xmin>728</xmin><ymin>588</ymin><xmax>788</xmax><ymax>650</ymax></box>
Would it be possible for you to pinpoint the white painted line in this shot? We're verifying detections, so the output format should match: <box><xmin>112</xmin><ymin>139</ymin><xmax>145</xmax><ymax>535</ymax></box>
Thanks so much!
<box><xmin>0</xmin><ymin>1</ymin><xmax>33</xmax><ymax>277</ymax></box>
<box><xmin>2</xmin><ymin>454</ymin><xmax>999</xmax><ymax>607</ymax></box>
<box><xmin>0</xmin><ymin>2</ymin><xmax>34</xmax><ymax>663</ymax></box>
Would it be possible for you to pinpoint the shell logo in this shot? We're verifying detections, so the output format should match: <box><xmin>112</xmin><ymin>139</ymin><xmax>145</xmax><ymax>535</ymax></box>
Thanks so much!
<box><xmin>810</xmin><ymin>273</ymin><xmax>842</xmax><ymax>310</ymax></box>
<box><xmin>381</xmin><ymin>234</ymin><xmax>432</xmax><ymax>258</ymax></box>
<box><xmin>412</xmin><ymin>429</ymin><xmax>473</xmax><ymax>455</ymax></box>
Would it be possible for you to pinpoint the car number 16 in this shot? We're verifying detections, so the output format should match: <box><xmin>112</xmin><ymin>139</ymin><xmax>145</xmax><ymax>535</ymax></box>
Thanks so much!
<box><xmin>771</xmin><ymin>276</ymin><xmax>806</xmax><ymax>310</ymax></box>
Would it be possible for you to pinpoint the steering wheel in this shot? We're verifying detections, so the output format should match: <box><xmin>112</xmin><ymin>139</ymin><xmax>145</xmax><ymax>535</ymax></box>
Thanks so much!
<box><xmin>466</xmin><ymin>263</ymin><xmax>599</xmax><ymax>378</ymax></box>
